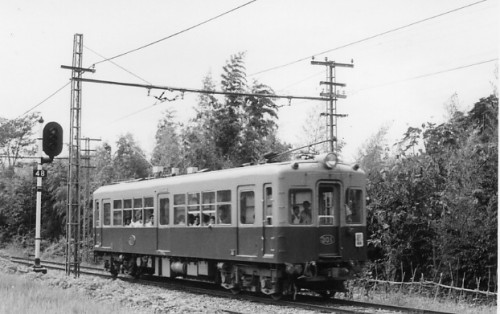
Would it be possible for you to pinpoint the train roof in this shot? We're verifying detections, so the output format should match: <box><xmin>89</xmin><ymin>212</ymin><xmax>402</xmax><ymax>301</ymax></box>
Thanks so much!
<box><xmin>93</xmin><ymin>158</ymin><xmax>364</xmax><ymax>196</ymax></box>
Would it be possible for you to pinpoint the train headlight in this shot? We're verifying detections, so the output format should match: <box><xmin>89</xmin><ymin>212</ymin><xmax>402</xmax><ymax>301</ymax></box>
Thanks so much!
<box><xmin>316</xmin><ymin>152</ymin><xmax>338</xmax><ymax>169</ymax></box>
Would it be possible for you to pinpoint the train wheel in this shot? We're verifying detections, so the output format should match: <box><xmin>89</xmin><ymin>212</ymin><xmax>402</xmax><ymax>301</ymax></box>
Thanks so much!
<box><xmin>270</xmin><ymin>293</ymin><xmax>282</xmax><ymax>300</ymax></box>
<box><xmin>230</xmin><ymin>287</ymin><xmax>240</xmax><ymax>295</ymax></box>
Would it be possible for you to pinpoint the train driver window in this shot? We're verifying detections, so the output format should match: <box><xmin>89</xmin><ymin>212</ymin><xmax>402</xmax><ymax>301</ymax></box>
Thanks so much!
<box><xmin>113</xmin><ymin>200</ymin><xmax>123</xmax><ymax>226</ymax></box>
<box><xmin>345</xmin><ymin>189</ymin><xmax>363</xmax><ymax>224</ymax></box>
<box><xmin>123</xmin><ymin>199</ymin><xmax>132</xmax><ymax>226</ymax></box>
<box><xmin>144</xmin><ymin>197</ymin><xmax>154</xmax><ymax>227</ymax></box>
<box><xmin>103</xmin><ymin>201</ymin><xmax>111</xmax><ymax>226</ymax></box>
<box><xmin>94</xmin><ymin>200</ymin><xmax>100</xmax><ymax>227</ymax></box>
<box><xmin>159</xmin><ymin>197</ymin><xmax>169</xmax><ymax>225</ymax></box>
<box><xmin>264</xmin><ymin>185</ymin><xmax>273</xmax><ymax>225</ymax></box>
<box><xmin>217</xmin><ymin>190</ymin><xmax>231</xmax><ymax>224</ymax></box>
<box><xmin>289</xmin><ymin>189</ymin><xmax>312</xmax><ymax>225</ymax></box>
<box><xmin>240</xmin><ymin>191</ymin><xmax>255</xmax><ymax>224</ymax></box>
<box><xmin>318</xmin><ymin>183</ymin><xmax>340</xmax><ymax>225</ymax></box>
<box><xmin>173</xmin><ymin>194</ymin><xmax>186</xmax><ymax>225</ymax></box>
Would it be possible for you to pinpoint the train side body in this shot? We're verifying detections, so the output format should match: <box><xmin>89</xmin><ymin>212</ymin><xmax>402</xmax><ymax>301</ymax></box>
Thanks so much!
<box><xmin>93</xmin><ymin>157</ymin><xmax>367</xmax><ymax>297</ymax></box>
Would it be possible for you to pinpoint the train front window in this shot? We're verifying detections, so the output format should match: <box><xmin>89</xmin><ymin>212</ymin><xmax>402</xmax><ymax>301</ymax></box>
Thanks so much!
<box><xmin>289</xmin><ymin>189</ymin><xmax>312</xmax><ymax>225</ymax></box>
<box><xmin>345</xmin><ymin>188</ymin><xmax>363</xmax><ymax>224</ymax></box>
<box><xmin>318</xmin><ymin>183</ymin><xmax>340</xmax><ymax>226</ymax></box>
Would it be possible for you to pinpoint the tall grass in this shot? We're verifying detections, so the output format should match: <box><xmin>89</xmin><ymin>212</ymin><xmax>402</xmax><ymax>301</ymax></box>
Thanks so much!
<box><xmin>0</xmin><ymin>273</ymin><xmax>137</xmax><ymax>314</ymax></box>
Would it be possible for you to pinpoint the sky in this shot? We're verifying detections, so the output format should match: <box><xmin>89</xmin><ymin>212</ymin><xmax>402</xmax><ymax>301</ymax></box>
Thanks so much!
<box><xmin>1</xmin><ymin>0</ymin><xmax>498</xmax><ymax>163</ymax></box>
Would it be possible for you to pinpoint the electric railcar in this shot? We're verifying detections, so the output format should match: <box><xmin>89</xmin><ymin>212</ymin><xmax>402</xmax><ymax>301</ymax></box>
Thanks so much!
<box><xmin>93</xmin><ymin>153</ymin><xmax>367</xmax><ymax>298</ymax></box>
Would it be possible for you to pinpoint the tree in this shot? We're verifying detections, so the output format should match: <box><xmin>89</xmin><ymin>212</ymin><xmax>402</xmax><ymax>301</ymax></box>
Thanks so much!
<box><xmin>113</xmin><ymin>134</ymin><xmax>150</xmax><ymax>180</ymax></box>
<box><xmin>0</xmin><ymin>113</ymin><xmax>40</xmax><ymax>173</ymax></box>
<box><xmin>151</xmin><ymin>109</ymin><xmax>182</xmax><ymax>171</ymax></box>
<box><xmin>361</xmin><ymin>94</ymin><xmax>498</xmax><ymax>290</ymax></box>
<box><xmin>185</xmin><ymin>52</ymin><xmax>284</xmax><ymax>169</ymax></box>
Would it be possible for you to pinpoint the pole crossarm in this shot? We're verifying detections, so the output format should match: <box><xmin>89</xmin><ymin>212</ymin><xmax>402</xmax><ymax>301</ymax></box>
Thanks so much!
<box><xmin>311</xmin><ymin>60</ymin><xmax>354</xmax><ymax>68</ymax></box>
<box><xmin>73</xmin><ymin>77</ymin><xmax>333</xmax><ymax>102</ymax></box>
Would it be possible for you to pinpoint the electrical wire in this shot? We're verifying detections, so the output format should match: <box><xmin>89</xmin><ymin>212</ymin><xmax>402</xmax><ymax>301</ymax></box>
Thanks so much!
<box><xmin>16</xmin><ymin>81</ymin><xmax>71</xmax><ymax>119</ymax></box>
<box><xmin>92</xmin><ymin>0</ymin><xmax>257</xmax><ymax>66</ymax></box>
<box><xmin>250</xmin><ymin>0</ymin><xmax>489</xmax><ymax>77</ymax></box>
<box><xmin>84</xmin><ymin>45</ymin><xmax>152</xmax><ymax>85</ymax></box>
<box><xmin>350</xmin><ymin>58</ymin><xmax>498</xmax><ymax>95</ymax></box>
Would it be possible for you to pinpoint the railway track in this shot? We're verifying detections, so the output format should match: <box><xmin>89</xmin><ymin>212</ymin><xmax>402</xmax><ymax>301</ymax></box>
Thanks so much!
<box><xmin>8</xmin><ymin>255</ymin><xmax>455</xmax><ymax>314</ymax></box>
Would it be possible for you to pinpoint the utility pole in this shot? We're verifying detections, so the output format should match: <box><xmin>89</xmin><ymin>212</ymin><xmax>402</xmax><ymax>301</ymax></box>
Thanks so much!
<box><xmin>81</xmin><ymin>137</ymin><xmax>100</xmax><ymax>262</ymax></box>
<box><xmin>311</xmin><ymin>58</ymin><xmax>353</xmax><ymax>153</ymax></box>
<box><xmin>61</xmin><ymin>33</ymin><xmax>95</xmax><ymax>277</ymax></box>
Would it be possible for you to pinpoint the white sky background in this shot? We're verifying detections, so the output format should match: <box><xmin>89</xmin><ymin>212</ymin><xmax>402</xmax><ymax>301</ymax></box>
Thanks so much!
<box><xmin>1</xmin><ymin>0</ymin><xmax>498</xmax><ymax>163</ymax></box>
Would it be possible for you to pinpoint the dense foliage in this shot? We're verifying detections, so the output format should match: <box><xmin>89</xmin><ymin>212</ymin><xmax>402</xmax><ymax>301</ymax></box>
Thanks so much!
<box><xmin>358</xmin><ymin>94</ymin><xmax>498</xmax><ymax>291</ymax></box>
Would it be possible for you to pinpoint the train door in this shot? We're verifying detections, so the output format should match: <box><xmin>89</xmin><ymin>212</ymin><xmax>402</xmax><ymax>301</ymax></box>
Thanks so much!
<box><xmin>157</xmin><ymin>194</ymin><xmax>171</xmax><ymax>252</ymax></box>
<box><xmin>94</xmin><ymin>199</ymin><xmax>102</xmax><ymax>247</ymax></box>
<box><xmin>237</xmin><ymin>185</ymin><xmax>259</xmax><ymax>256</ymax></box>
<box><xmin>317</xmin><ymin>182</ymin><xmax>341</xmax><ymax>257</ymax></box>
<box><xmin>262</xmin><ymin>184</ymin><xmax>274</xmax><ymax>257</ymax></box>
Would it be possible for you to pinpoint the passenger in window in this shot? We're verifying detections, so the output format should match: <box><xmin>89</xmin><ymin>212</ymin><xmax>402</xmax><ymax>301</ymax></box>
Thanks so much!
<box><xmin>131</xmin><ymin>213</ymin><xmax>143</xmax><ymax>227</ymax></box>
<box><xmin>124</xmin><ymin>218</ymin><xmax>131</xmax><ymax>226</ymax></box>
<box><xmin>146</xmin><ymin>214</ymin><xmax>154</xmax><ymax>227</ymax></box>
<box><xmin>300</xmin><ymin>201</ymin><xmax>312</xmax><ymax>224</ymax></box>
<box><xmin>217</xmin><ymin>206</ymin><xmax>230</xmax><ymax>224</ymax></box>
<box><xmin>208</xmin><ymin>216</ymin><xmax>215</xmax><ymax>226</ymax></box>
<box><xmin>291</xmin><ymin>205</ymin><xmax>301</xmax><ymax>224</ymax></box>
<box><xmin>193</xmin><ymin>216</ymin><xmax>200</xmax><ymax>226</ymax></box>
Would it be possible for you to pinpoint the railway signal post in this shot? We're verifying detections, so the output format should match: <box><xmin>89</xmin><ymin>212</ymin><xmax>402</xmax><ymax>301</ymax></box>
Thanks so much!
<box><xmin>33</xmin><ymin>119</ymin><xmax>63</xmax><ymax>273</ymax></box>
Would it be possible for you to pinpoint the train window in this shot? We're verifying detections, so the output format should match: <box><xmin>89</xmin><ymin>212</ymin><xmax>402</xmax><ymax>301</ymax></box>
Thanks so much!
<box><xmin>144</xmin><ymin>197</ymin><xmax>154</xmax><ymax>227</ymax></box>
<box><xmin>289</xmin><ymin>189</ymin><xmax>312</xmax><ymax>225</ymax></box>
<box><xmin>345</xmin><ymin>189</ymin><xmax>363</xmax><ymax>224</ymax></box>
<box><xmin>174</xmin><ymin>194</ymin><xmax>186</xmax><ymax>225</ymax></box>
<box><xmin>264</xmin><ymin>185</ymin><xmax>273</xmax><ymax>225</ymax></box>
<box><xmin>132</xmin><ymin>198</ymin><xmax>143</xmax><ymax>227</ymax></box>
<box><xmin>113</xmin><ymin>200</ymin><xmax>122</xmax><ymax>209</ymax></box>
<box><xmin>112</xmin><ymin>199</ymin><xmax>122</xmax><ymax>226</ymax></box>
<box><xmin>318</xmin><ymin>183</ymin><xmax>340</xmax><ymax>225</ymax></box>
<box><xmin>240</xmin><ymin>191</ymin><xmax>255</xmax><ymax>224</ymax></box>
<box><xmin>123</xmin><ymin>199</ymin><xmax>132</xmax><ymax>226</ymax></box>
<box><xmin>94</xmin><ymin>200</ymin><xmax>100</xmax><ymax>227</ymax></box>
<box><xmin>103</xmin><ymin>202</ymin><xmax>111</xmax><ymax>226</ymax></box>
<box><xmin>159</xmin><ymin>197</ymin><xmax>169</xmax><ymax>225</ymax></box>
<box><xmin>124</xmin><ymin>199</ymin><xmax>132</xmax><ymax>208</ymax></box>
<box><xmin>217</xmin><ymin>190</ymin><xmax>231</xmax><ymax>224</ymax></box>
<box><xmin>188</xmin><ymin>193</ymin><xmax>200</xmax><ymax>226</ymax></box>
<box><xmin>202</xmin><ymin>191</ymin><xmax>215</xmax><ymax>225</ymax></box>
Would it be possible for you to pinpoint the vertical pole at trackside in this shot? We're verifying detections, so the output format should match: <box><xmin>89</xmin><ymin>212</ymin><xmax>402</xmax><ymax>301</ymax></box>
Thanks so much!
<box><xmin>33</xmin><ymin>117</ymin><xmax>47</xmax><ymax>274</ymax></box>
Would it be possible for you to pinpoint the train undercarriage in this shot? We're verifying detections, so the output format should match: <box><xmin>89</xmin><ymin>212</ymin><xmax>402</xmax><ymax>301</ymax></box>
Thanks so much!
<box><xmin>99</xmin><ymin>252</ymin><xmax>358</xmax><ymax>299</ymax></box>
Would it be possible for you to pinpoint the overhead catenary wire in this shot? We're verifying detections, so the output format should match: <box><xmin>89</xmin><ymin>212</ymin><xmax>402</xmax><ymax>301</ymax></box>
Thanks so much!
<box><xmin>250</xmin><ymin>0</ymin><xmax>489</xmax><ymax>77</ymax></box>
<box><xmin>73</xmin><ymin>77</ymin><xmax>333</xmax><ymax>102</ymax></box>
<box><xmin>92</xmin><ymin>0</ymin><xmax>257</xmax><ymax>66</ymax></box>
<box><xmin>350</xmin><ymin>58</ymin><xmax>498</xmax><ymax>95</ymax></box>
